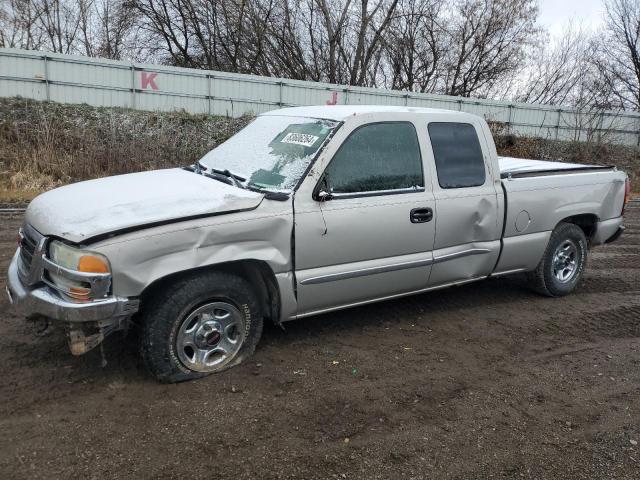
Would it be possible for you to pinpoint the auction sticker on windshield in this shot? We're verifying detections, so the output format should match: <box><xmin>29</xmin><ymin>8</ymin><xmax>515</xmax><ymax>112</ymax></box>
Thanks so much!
<box><xmin>280</xmin><ymin>132</ymin><xmax>319</xmax><ymax>147</ymax></box>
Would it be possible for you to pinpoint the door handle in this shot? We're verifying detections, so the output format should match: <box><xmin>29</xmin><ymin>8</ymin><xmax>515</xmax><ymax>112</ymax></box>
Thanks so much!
<box><xmin>410</xmin><ymin>207</ymin><xmax>433</xmax><ymax>223</ymax></box>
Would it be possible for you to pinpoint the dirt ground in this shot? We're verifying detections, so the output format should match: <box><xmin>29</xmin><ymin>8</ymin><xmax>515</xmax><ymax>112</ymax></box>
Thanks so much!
<box><xmin>0</xmin><ymin>205</ymin><xmax>639</xmax><ymax>480</ymax></box>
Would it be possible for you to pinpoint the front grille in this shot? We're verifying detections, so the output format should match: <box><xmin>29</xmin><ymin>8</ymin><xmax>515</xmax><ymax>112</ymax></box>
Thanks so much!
<box><xmin>20</xmin><ymin>228</ymin><xmax>37</xmax><ymax>271</ymax></box>
<box><xmin>18</xmin><ymin>224</ymin><xmax>45</xmax><ymax>284</ymax></box>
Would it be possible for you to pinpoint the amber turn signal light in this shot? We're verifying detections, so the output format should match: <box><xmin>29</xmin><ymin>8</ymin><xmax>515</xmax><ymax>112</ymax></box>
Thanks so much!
<box><xmin>78</xmin><ymin>255</ymin><xmax>109</xmax><ymax>273</ymax></box>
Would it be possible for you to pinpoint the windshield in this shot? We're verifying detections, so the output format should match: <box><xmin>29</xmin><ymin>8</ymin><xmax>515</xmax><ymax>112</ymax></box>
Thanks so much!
<box><xmin>200</xmin><ymin>115</ymin><xmax>340</xmax><ymax>192</ymax></box>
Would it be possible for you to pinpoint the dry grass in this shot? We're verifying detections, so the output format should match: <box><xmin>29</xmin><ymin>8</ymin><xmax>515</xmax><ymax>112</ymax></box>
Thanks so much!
<box><xmin>1</xmin><ymin>98</ymin><xmax>638</xmax><ymax>202</ymax></box>
<box><xmin>0</xmin><ymin>189</ymin><xmax>40</xmax><ymax>203</ymax></box>
<box><xmin>0</xmin><ymin>97</ymin><xmax>251</xmax><ymax>195</ymax></box>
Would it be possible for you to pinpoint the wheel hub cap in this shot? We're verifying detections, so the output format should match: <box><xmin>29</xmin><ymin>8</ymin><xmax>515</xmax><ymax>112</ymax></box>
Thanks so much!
<box><xmin>552</xmin><ymin>240</ymin><xmax>578</xmax><ymax>283</ymax></box>
<box><xmin>205</xmin><ymin>330</ymin><xmax>221</xmax><ymax>346</ymax></box>
<box><xmin>176</xmin><ymin>302</ymin><xmax>246</xmax><ymax>373</ymax></box>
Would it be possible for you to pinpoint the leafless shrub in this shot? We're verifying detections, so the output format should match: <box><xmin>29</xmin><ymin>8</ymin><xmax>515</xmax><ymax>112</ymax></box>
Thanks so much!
<box><xmin>496</xmin><ymin>135</ymin><xmax>639</xmax><ymax>184</ymax></box>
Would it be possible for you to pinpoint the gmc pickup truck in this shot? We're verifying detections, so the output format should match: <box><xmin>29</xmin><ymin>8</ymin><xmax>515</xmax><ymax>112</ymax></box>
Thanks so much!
<box><xmin>7</xmin><ymin>106</ymin><xmax>630</xmax><ymax>382</ymax></box>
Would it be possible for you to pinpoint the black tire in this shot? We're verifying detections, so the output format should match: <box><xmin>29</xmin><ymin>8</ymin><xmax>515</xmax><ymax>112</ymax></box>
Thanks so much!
<box><xmin>139</xmin><ymin>270</ymin><xmax>263</xmax><ymax>383</ymax></box>
<box><xmin>527</xmin><ymin>222</ymin><xmax>588</xmax><ymax>297</ymax></box>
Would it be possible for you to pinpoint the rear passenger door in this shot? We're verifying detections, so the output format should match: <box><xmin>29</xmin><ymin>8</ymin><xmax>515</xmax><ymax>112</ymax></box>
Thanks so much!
<box><xmin>425</xmin><ymin>122</ymin><xmax>502</xmax><ymax>286</ymax></box>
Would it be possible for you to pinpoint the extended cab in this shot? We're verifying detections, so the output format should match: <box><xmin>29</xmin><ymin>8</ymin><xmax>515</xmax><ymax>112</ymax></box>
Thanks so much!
<box><xmin>7</xmin><ymin>106</ymin><xmax>630</xmax><ymax>382</ymax></box>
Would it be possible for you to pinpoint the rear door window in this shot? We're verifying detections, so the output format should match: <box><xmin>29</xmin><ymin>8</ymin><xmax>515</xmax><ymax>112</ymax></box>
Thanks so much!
<box><xmin>428</xmin><ymin>123</ymin><xmax>486</xmax><ymax>189</ymax></box>
<box><xmin>324</xmin><ymin>122</ymin><xmax>423</xmax><ymax>195</ymax></box>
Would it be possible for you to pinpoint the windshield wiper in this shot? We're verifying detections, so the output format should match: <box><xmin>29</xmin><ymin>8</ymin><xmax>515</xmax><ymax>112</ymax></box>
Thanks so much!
<box><xmin>184</xmin><ymin>164</ymin><xmax>235</xmax><ymax>186</ymax></box>
<box><xmin>189</xmin><ymin>163</ymin><xmax>288</xmax><ymax>200</ymax></box>
<box><xmin>246</xmin><ymin>185</ymin><xmax>290</xmax><ymax>201</ymax></box>
<box><xmin>209</xmin><ymin>167</ymin><xmax>246</xmax><ymax>183</ymax></box>
<box><xmin>197</xmin><ymin>163</ymin><xmax>247</xmax><ymax>189</ymax></box>
<box><xmin>213</xmin><ymin>169</ymin><xmax>245</xmax><ymax>188</ymax></box>
<box><xmin>188</xmin><ymin>163</ymin><xmax>248</xmax><ymax>188</ymax></box>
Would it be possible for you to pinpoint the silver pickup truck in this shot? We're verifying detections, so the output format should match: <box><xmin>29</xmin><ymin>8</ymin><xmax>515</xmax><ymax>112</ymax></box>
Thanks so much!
<box><xmin>7</xmin><ymin>106</ymin><xmax>631</xmax><ymax>382</ymax></box>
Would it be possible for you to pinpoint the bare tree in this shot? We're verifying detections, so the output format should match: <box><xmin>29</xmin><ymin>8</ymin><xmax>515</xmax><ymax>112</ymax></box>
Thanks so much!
<box><xmin>306</xmin><ymin>0</ymin><xmax>354</xmax><ymax>83</ymax></box>
<box><xmin>133</xmin><ymin>0</ymin><xmax>273</xmax><ymax>71</ymax></box>
<box><xmin>131</xmin><ymin>0</ymin><xmax>402</xmax><ymax>86</ymax></box>
<box><xmin>515</xmin><ymin>23</ymin><xmax>591</xmax><ymax>105</ymax></box>
<box><xmin>8</xmin><ymin>0</ymin><xmax>630</xmax><ymax>114</ymax></box>
<box><xmin>34</xmin><ymin>0</ymin><xmax>86</xmax><ymax>54</ymax></box>
<box><xmin>76</xmin><ymin>0</ymin><xmax>139</xmax><ymax>59</ymax></box>
<box><xmin>343</xmin><ymin>0</ymin><xmax>400</xmax><ymax>86</ymax></box>
<box><xmin>0</xmin><ymin>0</ymin><xmax>45</xmax><ymax>49</ymax></box>
<box><xmin>441</xmin><ymin>0</ymin><xmax>541</xmax><ymax>98</ymax></box>
<box><xmin>0</xmin><ymin>0</ymin><xmax>140</xmax><ymax>58</ymax></box>
<box><xmin>592</xmin><ymin>0</ymin><xmax>640</xmax><ymax>110</ymax></box>
<box><xmin>381</xmin><ymin>0</ymin><xmax>444</xmax><ymax>92</ymax></box>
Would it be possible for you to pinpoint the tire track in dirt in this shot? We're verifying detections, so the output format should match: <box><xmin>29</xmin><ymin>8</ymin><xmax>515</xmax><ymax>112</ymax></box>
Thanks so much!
<box><xmin>589</xmin><ymin>253</ymin><xmax>640</xmax><ymax>269</ymax></box>
<box><xmin>540</xmin><ymin>305</ymin><xmax>640</xmax><ymax>340</ymax></box>
<box><xmin>578</xmin><ymin>273</ymin><xmax>640</xmax><ymax>294</ymax></box>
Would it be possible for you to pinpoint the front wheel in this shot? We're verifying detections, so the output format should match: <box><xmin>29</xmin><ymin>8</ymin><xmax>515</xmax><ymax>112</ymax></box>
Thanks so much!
<box><xmin>528</xmin><ymin>222</ymin><xmax>588</xmax><ymax>297</ymax></box>
<box><xmin>139</xmin><ymin>271</ymin><xmax>263</xmax><ymax>383</ymax></box>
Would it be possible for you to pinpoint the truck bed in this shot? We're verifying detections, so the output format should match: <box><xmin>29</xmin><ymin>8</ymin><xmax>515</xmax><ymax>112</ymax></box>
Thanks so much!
<box><xmin>498</xmin><ymin>157</ymin><xmax>615</xmax><ymax>179</ymax></box>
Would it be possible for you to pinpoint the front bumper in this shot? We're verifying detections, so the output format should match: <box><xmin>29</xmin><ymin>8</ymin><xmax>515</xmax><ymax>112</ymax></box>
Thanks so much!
<box><xmin>6</xmin><ymin>250</ymin><xmax>139</xmax><ymax>323</ymax></box>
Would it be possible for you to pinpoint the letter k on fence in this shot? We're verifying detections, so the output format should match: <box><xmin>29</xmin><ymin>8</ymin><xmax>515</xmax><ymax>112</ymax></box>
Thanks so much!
<box><xmin>141</xmin><ymin>72</ymin><xmax>158</xmax><ymax>90</ymax></box>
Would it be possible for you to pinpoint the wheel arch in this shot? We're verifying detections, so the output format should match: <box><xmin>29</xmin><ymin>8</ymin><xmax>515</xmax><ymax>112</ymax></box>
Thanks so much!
<box><xmin>139</xmin><ymin>259</ymin><xmax>282</xmax><ymax>325</ymax></box>
<box><xmin>556</xmin><ymin>213</ymin><xmax>598</xmax><ymax>241</ymax></box>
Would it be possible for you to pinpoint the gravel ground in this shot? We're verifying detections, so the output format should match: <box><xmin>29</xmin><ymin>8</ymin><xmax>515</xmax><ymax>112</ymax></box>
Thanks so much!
<box><xmin>0</xmin><ymin>205</ymin><xmax>639</xmax><ymax>479</ymax></box>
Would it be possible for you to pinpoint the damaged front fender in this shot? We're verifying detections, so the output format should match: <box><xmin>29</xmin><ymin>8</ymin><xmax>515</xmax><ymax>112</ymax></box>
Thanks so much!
<box><xmin>89</xmin><ymin>201</ymin><xmax>296</xmax><ymax>320</ymax></box>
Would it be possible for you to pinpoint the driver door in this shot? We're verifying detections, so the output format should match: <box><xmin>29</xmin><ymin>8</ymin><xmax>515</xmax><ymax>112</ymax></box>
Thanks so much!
<box><xmin>293</xmin><ymin>119</ymin><xmax>437</xmax><ymax>316</ymax></box>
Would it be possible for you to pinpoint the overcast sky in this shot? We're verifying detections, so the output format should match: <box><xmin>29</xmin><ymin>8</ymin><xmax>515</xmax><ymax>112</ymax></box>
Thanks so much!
<box><xmin>538</xmin><ymin>0</ymin><xmax>606</xmax><ymax>37</ymax></box>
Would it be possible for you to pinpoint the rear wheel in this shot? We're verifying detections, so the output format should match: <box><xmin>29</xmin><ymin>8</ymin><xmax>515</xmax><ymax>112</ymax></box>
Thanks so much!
<box><xmin>140</xmin><ymin>271</ymin><xmax>263</xmax><ymax>383</ymax></box>
<box><xmin>528</xmin><ymin>222</ymin><xmax>588</xmax><ymax>297</ymax></box>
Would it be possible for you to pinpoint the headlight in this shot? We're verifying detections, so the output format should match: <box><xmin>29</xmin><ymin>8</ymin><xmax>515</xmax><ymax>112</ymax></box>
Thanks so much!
<box><xmin>49</xmin><ymin>241</ymin><xmax>110</xmax><ymax>273</ymax></box>
<box><xmin>48</xmin><ymin>241</ymin><xmax>110</xmax><ymax>301</ymax></box>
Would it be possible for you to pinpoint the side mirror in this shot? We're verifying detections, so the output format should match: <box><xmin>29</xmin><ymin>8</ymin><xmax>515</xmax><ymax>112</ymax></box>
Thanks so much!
<box><xmin>313</xmin><ymin>175</ymin><xmax>333</xmax><ymax>202</ymax></box>
<box><xmin>316</xmin><ymin>190</ymin><xmax>333</xmax><ymax>202</ymax></box>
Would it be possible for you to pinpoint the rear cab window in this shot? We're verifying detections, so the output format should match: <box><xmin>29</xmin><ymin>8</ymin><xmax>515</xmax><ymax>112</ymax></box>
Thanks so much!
<box><xmin>428</xmin><ymin>122</ymin><xmax>486</xmax><ymax>189</ymax></box>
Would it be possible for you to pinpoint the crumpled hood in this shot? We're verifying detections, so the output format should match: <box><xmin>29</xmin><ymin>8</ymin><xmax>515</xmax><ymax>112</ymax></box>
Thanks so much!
<box><xmin>26</xmin><ymin>168</ymin><xmax>264</xmax><ymax>244</ymax></box>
